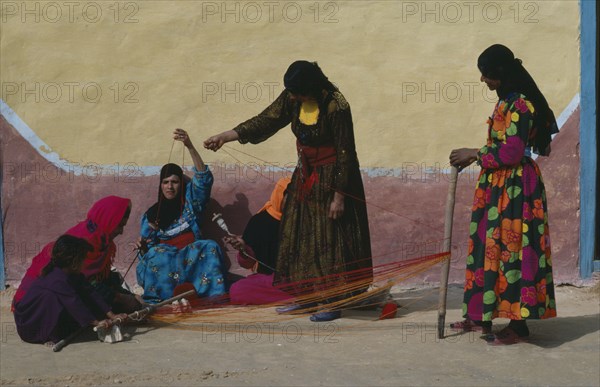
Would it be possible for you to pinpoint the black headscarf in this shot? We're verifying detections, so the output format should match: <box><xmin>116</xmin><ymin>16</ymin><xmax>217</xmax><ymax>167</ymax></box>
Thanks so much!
<box><xmin>283</xmin><ymin>60</ymin><xmax>338</xmax><ymax>98</ymax></box>
<box><xmin>242</xmin><ymin>211</ymin><xmax>280</xmax><ymax>275</ymax></box>
<box><xmin>478</xmin><ymin>44</ymin><xmax>558</xmax><ymax>156</ymax></box>
<box><xmin>145</xmin><ymin>163</ymin><xmax>185</xmax><ymax>230</ymax></box>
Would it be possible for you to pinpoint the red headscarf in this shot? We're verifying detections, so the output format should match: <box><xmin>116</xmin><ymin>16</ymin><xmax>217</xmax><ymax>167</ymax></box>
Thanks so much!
<box><xmin>76</xmin><ymin>196</ymin><xmax>131</xmax><ymax>279</ymax></box>
<box><xmin>12</xmin><ymin>196</ymin><xmax>131</xmax><ymax>308</ymax></box>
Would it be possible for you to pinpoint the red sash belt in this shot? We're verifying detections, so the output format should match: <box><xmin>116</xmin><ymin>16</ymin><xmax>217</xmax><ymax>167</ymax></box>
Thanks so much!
<box><xmin>297</xmin><ymin>140</ymin><xmax>337</xmax><ymax>200</ymax></box>
<box><xmin>164</xmin><ymin>231</ymin><xmax>195</xmax><ymax>249</ymax></box>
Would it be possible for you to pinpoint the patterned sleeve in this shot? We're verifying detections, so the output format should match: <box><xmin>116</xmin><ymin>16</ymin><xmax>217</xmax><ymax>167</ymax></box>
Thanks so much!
<box><xmin>477</xmin><ymin>95</ymin><xmax>534</xmax><ymax>169</ymax></box>
<box><xmin>186</xmin><ymin>166</ymin><xmax>214</xmax><ymax>220</ymax></box>
<box><xmin>233</xmin><ymin>90</ymin><xmax>293</xmax><ymax>144</ymax></box>
<box><xmin>328</xmin><ymin>96</ymin><xmax>358</xmax><ymax>192</ymax></box>
<box><xmin>140</xmin><ymin>213</ymin><xmax>158</xmax><ymax>247</ymax></box>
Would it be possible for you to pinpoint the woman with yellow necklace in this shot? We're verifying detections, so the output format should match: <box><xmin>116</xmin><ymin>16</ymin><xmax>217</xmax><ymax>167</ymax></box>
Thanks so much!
<box><xmin>204</xmin><ymin>61</ymin><xmax>372</xmax><ymax>321</ymax></box>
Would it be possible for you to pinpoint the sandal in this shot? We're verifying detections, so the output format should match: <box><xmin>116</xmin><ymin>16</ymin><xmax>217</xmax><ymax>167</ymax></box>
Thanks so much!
<box><xmin>309</xmin><ymin>310</ymin><xmax>341</xmax><ymax>322</ymax></box>
<box><xmin>275</xmin><ymin>302</ymin><xmax>317</xmax><ymax>314</ymax></box>
<box><xmin>450</xmin><ymin>319</ymin><xmax>491</xmax><ymax>334</ymax></box>
<box><xmin>485</xmin><ymin>327</ymin><xmax>528</xmax><ymax>346</ymax></box>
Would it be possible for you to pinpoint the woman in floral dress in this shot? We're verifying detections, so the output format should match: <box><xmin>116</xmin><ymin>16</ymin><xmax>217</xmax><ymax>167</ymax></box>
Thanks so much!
<box><xmin>450</xmin><ymin>44</ymin><xmax>558</xmax><ymax>344</ymax></box>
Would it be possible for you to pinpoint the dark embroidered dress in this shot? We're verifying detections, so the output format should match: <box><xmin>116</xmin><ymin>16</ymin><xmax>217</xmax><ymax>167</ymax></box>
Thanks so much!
<box><xmin>233</xmin><ymin>90</ymin><xmax>372</xmax><ymax>288</ymax></box>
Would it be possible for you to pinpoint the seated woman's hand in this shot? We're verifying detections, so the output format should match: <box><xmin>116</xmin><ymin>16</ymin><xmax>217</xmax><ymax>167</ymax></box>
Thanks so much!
<box><xmin>134</xmin><ymin>237</ymin><xmax>149</xmax><ymax>255</ymax></box>
<box><xmin>93</xmin><ymin>319</ymin><xmax>113</xmax><ymax>329</ymax></box>
<box><xmin>223</xmin><ymin>235</ymin><xmax>245</xmax><ymax>251</ymax></box>
<box><xmin>174</xmin><ymin>128</ymin><xmax>193</xmax><ymax>148</ymax></box>
<box><xmin>107</xmin><ymin>312</ymin><xmax>128</xmax><ymax>325</ymax></box>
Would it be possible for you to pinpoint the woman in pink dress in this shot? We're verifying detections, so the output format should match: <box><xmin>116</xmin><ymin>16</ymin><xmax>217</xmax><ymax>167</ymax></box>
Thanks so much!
<box><xmin>224</xmin><ymin>177</ymin><xmax>293</xmax><ymax>305</ymax></box>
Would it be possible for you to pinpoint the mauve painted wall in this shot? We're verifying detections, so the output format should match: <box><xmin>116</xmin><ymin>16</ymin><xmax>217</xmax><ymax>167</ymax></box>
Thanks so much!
<box><xmin>1</xmin><ymin>108</ymin><xmax>580</xmax><ymax>287</ymax></box>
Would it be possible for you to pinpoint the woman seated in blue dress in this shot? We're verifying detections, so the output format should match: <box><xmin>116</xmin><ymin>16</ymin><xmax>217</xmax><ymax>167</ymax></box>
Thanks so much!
<box><xmin>136</xmin><ymin>129</ymin><xmax>226</xmax><ymax>303</ymax></box>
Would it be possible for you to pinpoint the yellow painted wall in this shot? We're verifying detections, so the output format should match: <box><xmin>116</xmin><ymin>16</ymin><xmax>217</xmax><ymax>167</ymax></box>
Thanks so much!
<box><xmin>1</xmin><ymin>1</ymin><xmax>579</xmax><ymax>168</ymax></box>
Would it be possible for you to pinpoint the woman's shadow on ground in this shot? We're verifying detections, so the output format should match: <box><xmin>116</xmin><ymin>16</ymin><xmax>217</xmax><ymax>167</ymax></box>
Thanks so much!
<box><xmin>349</xmin><ymin>285</ymin><xmax>599</xmax><ymax>348</ymax></box>
<box><xmin>523</xmin><ymin>313</ymin><xmax>600</xmax><ymax>348</ymax></box>
<box><xmin>442</xmin><ymin>313</ymin><xmax>600</xmax><ymax>348</ymax></box>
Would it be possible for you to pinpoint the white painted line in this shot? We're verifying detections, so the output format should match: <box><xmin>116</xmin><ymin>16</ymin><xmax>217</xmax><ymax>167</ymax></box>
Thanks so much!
<box><xmin>1</xmin><ymin>94</ymin><xmax>581</xmax><ymax>177</ymax></box>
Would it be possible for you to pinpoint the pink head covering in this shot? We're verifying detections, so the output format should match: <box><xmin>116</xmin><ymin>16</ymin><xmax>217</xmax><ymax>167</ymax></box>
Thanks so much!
<box><xmin>74</xmin><ymin>196</ymin><xmax>131</xmax><ymax>279</ymax></box>
<box><xmin>12</xmin><ymin>196</ymin><xmax>131</xmax><ymax>308</ymax></box>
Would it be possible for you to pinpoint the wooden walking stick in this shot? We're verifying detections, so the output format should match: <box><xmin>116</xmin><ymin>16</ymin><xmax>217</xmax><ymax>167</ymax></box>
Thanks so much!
<box><xmin>437</xmin><ymin>165</ymin><xmax>459</xmax><ymax>339</ymax></box>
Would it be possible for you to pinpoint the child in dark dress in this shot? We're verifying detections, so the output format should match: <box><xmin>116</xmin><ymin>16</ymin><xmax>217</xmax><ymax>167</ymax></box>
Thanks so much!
<box><xmin>13</xmin><ymin>235</ymin><xmax>127</xmax><ymax>345</ymax></box>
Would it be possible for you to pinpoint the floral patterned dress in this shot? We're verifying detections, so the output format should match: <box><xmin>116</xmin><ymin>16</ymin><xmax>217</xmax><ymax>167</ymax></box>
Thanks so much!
<box><xmin>136</xmin><ymin>167</ymin><xmax>226</xmax><ymax>303</ymax></box>
<box><xmin>463</xmin><ymin>93</ymin><xmax>556</xmax><ymax>322</ymax></box>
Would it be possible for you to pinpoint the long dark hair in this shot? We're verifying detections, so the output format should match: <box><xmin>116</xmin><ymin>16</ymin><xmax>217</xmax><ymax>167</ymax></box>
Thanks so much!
<box><xmin>283</xmin><ymin>60</ymin><xmax>338</xmax><ymax>100</ymax></box>
<box><xmin>41</xmin><ymin>235</ymin><xmax>93</xmax><ymax>276</ymax></box>
<box><xmin>145</xmin><ymin>163</ymin><xmax>186</xmax><ymax>230</ymax></box>
<box><xmin>478</xmin><ymin>44</ymin><xmax>558</xmax><ymax>156</ymax></box>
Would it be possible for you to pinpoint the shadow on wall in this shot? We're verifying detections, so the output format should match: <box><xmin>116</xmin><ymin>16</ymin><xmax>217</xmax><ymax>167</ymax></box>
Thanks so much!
<box><xmin>203</xmin><ymin>195</ymin><xmax>253</xmax><ymax>273</ymax></box>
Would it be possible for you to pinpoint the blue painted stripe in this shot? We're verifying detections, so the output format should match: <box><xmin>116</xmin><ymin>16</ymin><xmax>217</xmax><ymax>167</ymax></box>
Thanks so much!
<box><xmin>580</xmin><ymin>0</ymin><xmax>598</xmax><ymax>278</ymax></box>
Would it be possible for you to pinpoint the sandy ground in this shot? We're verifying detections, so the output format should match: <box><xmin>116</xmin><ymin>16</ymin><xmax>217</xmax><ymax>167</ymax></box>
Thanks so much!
<box><xmin>1</xmin><ymin>283</ymin><xmax>598</xmax><ymax>387</ymax></box>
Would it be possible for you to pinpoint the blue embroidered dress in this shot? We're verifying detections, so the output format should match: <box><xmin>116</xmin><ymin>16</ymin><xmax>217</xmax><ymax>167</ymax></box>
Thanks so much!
<box><xmin>136</xmin><ymin>167</ymin><xmax>225</xmax><ymax>303</ymax></box>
